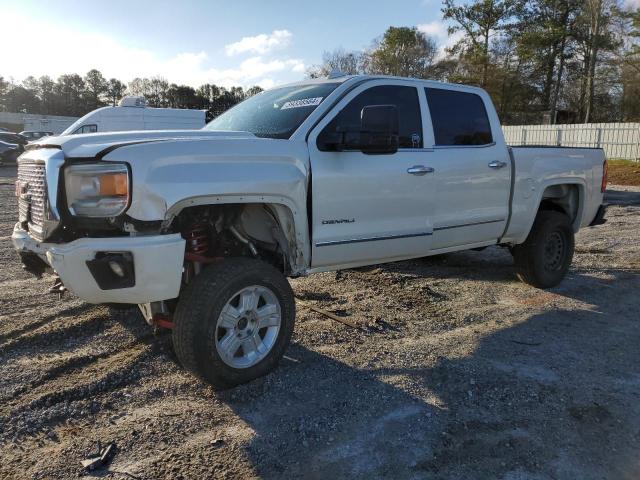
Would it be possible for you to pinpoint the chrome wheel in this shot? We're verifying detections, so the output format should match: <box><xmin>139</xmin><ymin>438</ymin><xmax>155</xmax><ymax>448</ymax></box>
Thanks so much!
<box><xmin>215</xmin><ymin>285</ymin><xmax>282</xmax><ymax>369</ymax></box>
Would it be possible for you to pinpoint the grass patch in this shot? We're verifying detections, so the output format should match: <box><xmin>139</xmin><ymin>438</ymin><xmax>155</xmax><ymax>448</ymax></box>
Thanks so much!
<box><xmin>608</xmin><ymin>159</ymin><xmax>640</xmax><ymax>186</ymax></box>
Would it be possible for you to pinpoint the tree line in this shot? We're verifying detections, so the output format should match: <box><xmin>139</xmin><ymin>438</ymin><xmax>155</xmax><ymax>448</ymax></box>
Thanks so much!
<box><xmin>308</xmin><ymin>0</ymin><xmax>640</xmax><ymax>124</ymax></box>
<box><xmin>1</xmin><ymin>0</ymin><xmax>639</xmax><ymax>125</ymax></box>
<box><xmin>0</xmin><ymin>70</ymin><xmax>263</xmax><ymax>120</ymax></box>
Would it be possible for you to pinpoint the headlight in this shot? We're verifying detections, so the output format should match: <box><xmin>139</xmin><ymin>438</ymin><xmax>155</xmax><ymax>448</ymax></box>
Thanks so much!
<box><xmin>65</xmin><ymin>163</ymin><xmax>130</xmax><ymax>217</ymax></box>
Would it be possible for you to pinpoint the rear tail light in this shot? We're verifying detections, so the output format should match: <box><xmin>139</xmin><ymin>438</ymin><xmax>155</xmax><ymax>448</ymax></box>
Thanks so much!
<box><xmin>601</xmin><ymin>160</ymin><xmax>608</xmax><ymax>193</ymax></box>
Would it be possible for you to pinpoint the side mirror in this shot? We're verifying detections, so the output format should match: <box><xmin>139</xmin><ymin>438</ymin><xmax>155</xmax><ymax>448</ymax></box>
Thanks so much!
<box><xmin>359</xmin><ymin>105</ymin><xmax>399</xmax><ymax>154</ymax></box>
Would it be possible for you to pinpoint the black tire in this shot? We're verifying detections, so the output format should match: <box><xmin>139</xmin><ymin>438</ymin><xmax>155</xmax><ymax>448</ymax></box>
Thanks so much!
<box><xmin>172</xmin><ymin>257</ymin><xmax>295</xmax><ymax>388</ymax></box>
<box><xmin>512</xmin><ymin>210</ymin><xmax>575</xmax><ymax>289</ymax></box>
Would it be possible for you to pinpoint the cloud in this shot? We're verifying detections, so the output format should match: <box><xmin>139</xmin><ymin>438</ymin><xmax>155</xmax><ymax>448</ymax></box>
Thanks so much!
<box><xmin>623</xmin><ymin>0</ymin><xmax>640</xmax><ymax>8</ymax></box>
<box><xmin>225</xmin><ymin>30</ymin><xmax>292</xmax><ymax>56</ymax></box>
<box><xmin>196</xmin><ymin>57</ymin><xmax>305</xmax><ymax>87</ymax></box>
<box><xmin>0</xmin><ymin>12</ymin><xmax>302</xmax><ymax>90</ymax></box>
<box><xmin>418</xmin><ymin>21</ymin><xmax>465</xmax><ymax>60</ymax></box>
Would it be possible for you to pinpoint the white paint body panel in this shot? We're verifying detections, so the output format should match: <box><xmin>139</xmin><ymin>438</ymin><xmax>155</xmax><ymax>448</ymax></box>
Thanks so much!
<box><xmin>12</xmin><ymin>224</ymin><xmax>185</xmax><ymax>304</ymax></box>
<box><xmin>14</xmin><ymin>75</ymin><xmax>606</xmax><ymax>304</ymax></box>
<box><xmin>504</xmin><ymin>146</ymin><xmax>605</xmax><ymax>244</ymax></box>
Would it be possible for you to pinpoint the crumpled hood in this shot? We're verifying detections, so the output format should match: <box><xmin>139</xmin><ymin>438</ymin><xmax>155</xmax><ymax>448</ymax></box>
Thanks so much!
<box><xmin>28</xmin><ymin>129</ymin><xmax>256</xmax><ymax>158</ymax></box>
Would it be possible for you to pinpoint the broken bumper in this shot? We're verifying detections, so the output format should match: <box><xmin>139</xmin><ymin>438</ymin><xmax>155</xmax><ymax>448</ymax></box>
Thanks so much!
<box><xmin>12</xmin><ymin>223</ymin><xmax>185</xmax><ymax>304</ymax></box>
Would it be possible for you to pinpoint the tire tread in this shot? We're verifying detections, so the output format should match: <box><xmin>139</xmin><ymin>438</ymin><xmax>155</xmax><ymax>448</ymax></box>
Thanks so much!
<box><xmin>172</xmin><ymin>258</ymin><xmax>294</xmax><ymax>387</ymax></box>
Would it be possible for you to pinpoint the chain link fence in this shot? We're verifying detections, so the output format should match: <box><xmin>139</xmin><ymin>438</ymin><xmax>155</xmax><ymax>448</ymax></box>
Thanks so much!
<box><xmin>503</xmin><ymin>123</ymin><xmax>640</xmax><ymax>161</ymax></box>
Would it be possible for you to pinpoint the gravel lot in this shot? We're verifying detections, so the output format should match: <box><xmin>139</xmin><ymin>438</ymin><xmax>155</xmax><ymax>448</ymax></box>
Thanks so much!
<box><xmin>1</xmin><ymin>163</ymin><xmax>639</xmax><ymax>479</ymax></box>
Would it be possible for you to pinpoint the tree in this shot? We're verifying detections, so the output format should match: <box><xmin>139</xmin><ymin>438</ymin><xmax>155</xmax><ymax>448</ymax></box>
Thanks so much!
<box><xmin>578</xmin><ymin>0</ymin><xmax>619</xmax><ymax>122</ymax></box>
<box><xmin>55</xmin><ymin>74</ymin><xmax>86</xmax><ymax>116</ymax></box>
<box><xmin>106</xmin><ymin>78</ymin><xmax>126</xmax><ymax>106</ymax></box>
<box><xmin>307</xmin><ymin>48</ymin><xmax>366</xmax><ymax>78</ymax></box>
<box><xmin>245</xmin><ymin>86</ymin><xmax>264</xmax><ymax>97</ymax></box>
<box><xmin>443</xmin><ymin>0</ymin><xmax>522</xmax><ymax>86</ymax></box>
<box><xmin>515</xmin><ymin>0</ymin><xmax>582</xmax><ymax>123</ymax></box>
<box><xmin>166</xmin><ymin>84</ymin><xmax>205</xmax><ymax>109</ymax></box>
<box><xmin>366</xmin><ymin>27</ymin><xmax>437</xmax><ymax>77</ymax></box>
<box><xmin>4</xmin><ymin>86</ymin><xmax>40</xmax><ymax>113</ymax></box>
<box><xmin>617</xmin><ymin>6</ymin><xmax>640</xmax><ymax>120</ymax></box>
<box><xmin>84</xmin><ymin>69</ymin><xmax>108</xmax><ymax>111</ymax></box>
<box><xmin>127</xmin><ymin>77</ymin><xmax>150</xmax><ymax>98</ymax></box>
<box><xmin>36</xmin><ymin>76</ymin><xmax>56</xmax><ymax>114</ymax></box>
<box><xmin>147</xmin><ymin>76</ymin><xmax>170</xmax><ymax>107</ymax></box>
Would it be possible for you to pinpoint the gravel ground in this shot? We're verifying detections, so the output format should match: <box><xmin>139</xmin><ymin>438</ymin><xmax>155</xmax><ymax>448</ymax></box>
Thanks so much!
<box><xmin>1</xmin><ymin>164</ymin><xmax>639</xmax><ymax>479</ymax></box>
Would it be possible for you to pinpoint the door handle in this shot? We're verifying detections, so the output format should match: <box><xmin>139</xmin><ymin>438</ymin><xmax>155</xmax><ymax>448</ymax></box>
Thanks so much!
<box><xmin>488</xmin><ymin>160</ymin><xmax>508</xmax><ymax>169</ymax></box>
<box><xmin>407</xmin><ymin>165</ymin><xmax>434</xmax><ymax>176</ymax></box>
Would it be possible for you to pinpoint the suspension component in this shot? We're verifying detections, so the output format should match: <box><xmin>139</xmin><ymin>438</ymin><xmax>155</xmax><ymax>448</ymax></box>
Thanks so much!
<box><xmin>183</xmin><ymin>223</ymin><xmax>209</xmax><ymax>255</ymax></box>
<box><xmin>152</xmin><ymin>312</ymin><xmax>174</xmax><ymax>329</ymax></box>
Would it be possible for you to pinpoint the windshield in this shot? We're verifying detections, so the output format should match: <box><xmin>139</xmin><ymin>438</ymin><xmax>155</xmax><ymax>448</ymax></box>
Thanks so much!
<box><xmin>204</xmin><ymin>83</ymin><xmax>339</xmax><ymax>139</ymax></box>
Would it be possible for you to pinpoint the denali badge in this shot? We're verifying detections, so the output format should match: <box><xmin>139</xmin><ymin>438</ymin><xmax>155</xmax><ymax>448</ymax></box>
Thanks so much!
<box><xmin>322</xmin><ymin>218</ymin><xmax>355</xmax><ymax>225</ymax></box>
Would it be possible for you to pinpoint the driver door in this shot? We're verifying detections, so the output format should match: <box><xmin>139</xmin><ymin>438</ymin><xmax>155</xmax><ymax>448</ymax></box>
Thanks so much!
<box><xmin>308</xmin><ymin>81</ymin><xmax>436</xmax><ymax>269</ymax></box>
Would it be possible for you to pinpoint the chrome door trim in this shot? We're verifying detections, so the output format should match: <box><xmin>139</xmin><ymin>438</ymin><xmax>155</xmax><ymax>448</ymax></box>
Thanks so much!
<box><xmin>433</xmin><ymin>218</ymin><xmax>505</xmax><ymax>231</ymax></box>
<box><xmin>316</xmin><ymin>231</ymin><xmax>432</xmax><ymax>247</ymax></box>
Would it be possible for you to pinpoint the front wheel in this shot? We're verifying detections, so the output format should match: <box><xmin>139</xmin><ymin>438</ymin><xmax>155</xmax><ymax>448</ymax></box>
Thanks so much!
<box><xmin>172</xmin><ymin>258</ymin><xmax>295</xmax><ymax>388</ymax></box>
<box><xmin>511</xmin><ymin>210</ymin><xmax>575</xmax><ymax>289</ymax></box>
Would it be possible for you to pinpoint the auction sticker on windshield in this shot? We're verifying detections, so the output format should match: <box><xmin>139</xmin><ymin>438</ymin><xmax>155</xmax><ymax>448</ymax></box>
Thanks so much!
<box><xmin>280</xmin><ymin>97</ymin><xmax>323</xmax><ymax>109</ymax></box>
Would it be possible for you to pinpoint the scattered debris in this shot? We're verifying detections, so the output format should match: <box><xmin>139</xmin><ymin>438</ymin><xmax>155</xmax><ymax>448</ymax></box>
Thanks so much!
<box><xmin>296</xmin><ymin>298</ymin><xmax>362</xmax><ymax>330</ymax></box>
<box><xmin>81</xmin><ymin>442</ymin><xmax>116</xmax><ymax>471</ymax></box>
<box><xmin>48</xmin><ymin>276</ymin><xmax>67</xmax><ymax>300</ymax></box>
<box><xmin>510</xmin><ymin>339</ymin><xmax>542</xmax><ymax>346</ymax></box>
<box><xmin>365</xmin><ymin>318</ymin><xmax>401</xmax><ymax>334</ymax></box>
<box><xmin>282</xmin><ymin>355</ymin><xmax>302</xmax><ymax>364</ymax></box>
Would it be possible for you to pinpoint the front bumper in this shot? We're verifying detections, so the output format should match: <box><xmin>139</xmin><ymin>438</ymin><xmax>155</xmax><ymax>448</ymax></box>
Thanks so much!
<box><xmin>12</xmin><ymin>223</ymin><xmax>186</xmax><ymax>304</ymax></box>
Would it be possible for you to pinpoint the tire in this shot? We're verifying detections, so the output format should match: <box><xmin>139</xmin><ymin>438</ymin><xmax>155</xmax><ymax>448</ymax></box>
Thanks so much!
<box><xmin>512</xmin><ymin>210</ymin><xmax>575</xmax><ymax>289</ymax></box>
<box><xmin>172</xmin><ymin>257</ymin><xmax>295</xmax><ymax>388</ymax></box>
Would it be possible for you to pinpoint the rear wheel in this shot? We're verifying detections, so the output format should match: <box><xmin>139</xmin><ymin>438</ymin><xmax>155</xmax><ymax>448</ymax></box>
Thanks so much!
<box><xmin>172</xmin><ymin>258</ymin><xmax>295</xmax><ymax>388</ymax></box>
<box><xmin>512</xmin><ymin>210</ymin><xmax>574</xmax><ymax>289</ymax></box>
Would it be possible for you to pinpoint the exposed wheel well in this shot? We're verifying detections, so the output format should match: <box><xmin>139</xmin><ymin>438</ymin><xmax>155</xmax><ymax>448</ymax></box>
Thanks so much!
<box><xmin>168</xmin><ymin>203</ymin><xmax>297</xmax><ymax>274</ymax></box>
<box><xmin>539</xmin><ymin>184</ymin><xmax>581</xmax><ymax>227</ymax></box>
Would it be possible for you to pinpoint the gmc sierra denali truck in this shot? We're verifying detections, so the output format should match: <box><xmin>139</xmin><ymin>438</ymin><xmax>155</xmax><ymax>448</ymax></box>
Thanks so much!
<box><xmin>12</xmin><ymin>74</ymin><xmax>607</xmax><ymax>387</ymax></box>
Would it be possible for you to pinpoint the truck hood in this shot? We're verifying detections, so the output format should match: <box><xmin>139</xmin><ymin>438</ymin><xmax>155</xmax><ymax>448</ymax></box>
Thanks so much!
<box><xmin>28</xmin><ymin>129</ymin><xmax>256</xmax><ymax>158</ymax></box>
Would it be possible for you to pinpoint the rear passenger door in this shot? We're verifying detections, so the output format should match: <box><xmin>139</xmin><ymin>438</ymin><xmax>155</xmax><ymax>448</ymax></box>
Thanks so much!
<box><xmin>423</xmin><ymin>87</ymin><xmax>511</xmax><ymax>249</ymax></box>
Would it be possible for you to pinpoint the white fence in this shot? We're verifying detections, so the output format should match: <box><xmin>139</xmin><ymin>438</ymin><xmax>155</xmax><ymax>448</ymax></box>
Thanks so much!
<box><xmin>503</xmin><ymin>123</ymin><xmax>640</xmax><ymax>161</ymax></box>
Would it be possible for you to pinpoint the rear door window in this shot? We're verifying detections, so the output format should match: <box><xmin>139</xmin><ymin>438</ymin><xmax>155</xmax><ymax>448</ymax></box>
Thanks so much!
<box><xmin>425</xmin><ymin>88</ymin><xmax>493</xmax><ymax>146</ymax></box>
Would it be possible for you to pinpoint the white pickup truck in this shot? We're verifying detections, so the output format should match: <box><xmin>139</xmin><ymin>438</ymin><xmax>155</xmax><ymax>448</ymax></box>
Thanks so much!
<box><xmin>12</xmin><ymin>74</ymin><xmax>607</xmax><ymax>387</ymax></box>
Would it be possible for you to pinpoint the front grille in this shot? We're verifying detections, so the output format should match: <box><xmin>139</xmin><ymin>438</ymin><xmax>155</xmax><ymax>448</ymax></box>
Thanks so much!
<box><xmin>17</xmin><ymin>160</ymin><xmax>47</xmax><ymax>236</ymax></box>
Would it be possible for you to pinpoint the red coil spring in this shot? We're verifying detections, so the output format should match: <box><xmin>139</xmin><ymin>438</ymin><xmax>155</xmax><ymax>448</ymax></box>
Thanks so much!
<box><xmin>183</xmin><ymin>223</ymin><xmax>209</xmax><ymax>255</ymax></box>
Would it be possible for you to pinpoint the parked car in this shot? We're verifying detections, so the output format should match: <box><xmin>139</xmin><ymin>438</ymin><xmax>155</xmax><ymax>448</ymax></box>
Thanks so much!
<box><xmin>12</xmin><ymin>75</ymin><xmax>607</xmax><ymax>388</ymax></box>
<box><xmin>0</xmin><ymin>131</ymin><xmax>28</xmax><ymax>146</ymax></box>
<box><xmin>0</xmin><ymin>140</ymin><xmax>20</xmax><ymax>163</ymax></box>
<box><xmin>0</xmin><ymin>132</ymin><xmax>28</xmax><ymax>158</ymax></box>
<box><xmin>60</xmin><ymin>96</ymin><xmax>206</xmax><ymax>135</ymax></box>
<box><xmin>20</xmin><ymin>131</ymin><xmax>54</xmax><ymax>141</ymax></box>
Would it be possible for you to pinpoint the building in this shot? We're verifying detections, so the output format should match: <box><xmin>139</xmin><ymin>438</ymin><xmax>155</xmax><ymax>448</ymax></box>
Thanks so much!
<box><xmin>0</xmin><ymin>112</ymin><xmax>79</xmax><ymax>134</ymax></box>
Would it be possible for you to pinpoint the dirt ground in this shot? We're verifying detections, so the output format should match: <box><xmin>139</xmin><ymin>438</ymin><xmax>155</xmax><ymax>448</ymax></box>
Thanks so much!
<box><xmin>1</xmin><ymin>164</ymin><xmax>639</xmax><ymax>480</ymax></box>
<box><xmin>608</xmin><ymin>159</ymin><xmax>640</xmax><ymax>186</ymax></box>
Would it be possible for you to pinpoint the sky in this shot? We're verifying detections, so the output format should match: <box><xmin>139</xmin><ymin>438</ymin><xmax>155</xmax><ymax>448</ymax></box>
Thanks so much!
<box><xmin>1</xmin><ymin>0</ymin><xmax>459</xmax><ymax>89</ymax></box>
<box><xmin>2</xmin><ymin>0</ymin><xmax>639</xmax><ymax>90</ymax></box>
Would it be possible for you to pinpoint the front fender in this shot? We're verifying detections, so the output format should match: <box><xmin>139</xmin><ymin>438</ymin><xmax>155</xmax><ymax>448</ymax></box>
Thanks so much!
<box><xmin>102</xmin><ymin>137</ymin><xmax>311</xmax><ymax>271</ymax></box>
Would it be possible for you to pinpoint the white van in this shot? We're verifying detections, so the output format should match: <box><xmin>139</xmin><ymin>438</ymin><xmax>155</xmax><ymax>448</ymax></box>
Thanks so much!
<box><xmin>61</xmin><ymin>96</ymin><xmax>206</xmax><ymax>135</ymax></box>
